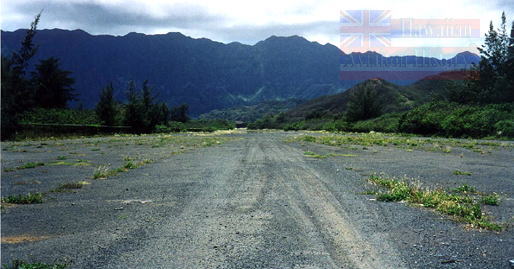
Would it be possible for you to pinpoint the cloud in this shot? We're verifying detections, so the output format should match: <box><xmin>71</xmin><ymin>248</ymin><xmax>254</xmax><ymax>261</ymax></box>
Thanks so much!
<box><xmin>3</xmin><ymin>1</ymin><xmax>225</xmax><ymax>35</ymax></box>
<box><xmin>1</xmin><ymin>0</ymin><xmax>511</xmax><ymax>54</ymax></box>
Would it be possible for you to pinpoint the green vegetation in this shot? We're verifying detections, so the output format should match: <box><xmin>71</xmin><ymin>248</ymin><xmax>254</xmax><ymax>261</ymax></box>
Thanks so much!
<box><xmin>481</xmin><ymin>193</ymin><xmax>500</xmax><ymax>205</ymax></box>
<box><xmin>51</xmin><ymin>182</ymin><xmax>87</xmax><ymax>192</ymax></box>
<box><xmin>123</xmin><ymin>80</ymin><xmax>170</xmax><ymax>133</ymax></box>
<box><xmin>398</xmin><ymin>102</ymin><xmax>514</xmax><ymax>138</ymax></box>
<box><xmin>346</xmin><ymin>86</ymin><xmax>383</xmax><ymax>121</ymax></box>
<box><xmin>453</xmin><ymin>170</ymin><xmax>473</xmax><ymax>176</ymax></box>
<box><xmin>250</xmin><ymin>101</ymin><xmax>514</xmax><ymax>139</ymax></box>
<box><xmin>304</xmin><ymin>151</ymin><xmax>357</xmax><ymax>159</ymax></box>
<box><xmin>156</xmin><ymin>119</ymin><xmax>235</xmax><ymax>133</ymax></box>
<box><xmin>199</xmin><ymin>99</ymin><xmax>305</xmax><ymax>123</ymax></box>
<box><xmin>292</xmin><ymin>132</ymin><xmax>509</xmax><ymax>153</ymax></box>
<box><xmin>1</xmin><ymin>13</ymin><xmax>79</xmax><ymax>141</ymax></box>
<box><xmin>367</xmin><ymin>175</ymin><xmax>502</xmax><ymax>231</ymax></box>
<box><xmin>95</xmin><ymin>83</ymin><xmax>118</xmax><ymax>126</ymax></box>
<box><xmin>3</xmin><ymin>260</ymin><xmax>67</xmax><ymax>269</ymax></box>
<box><xmin>304</xmin><ymin>151</ymin><xmax>326</xmax><ymax>158</ymax></box>
<box><xmin>14</xmin><ymin>162</ymin><xmax>45</xmax><ymax>170</ymax></box>
<box><xmin>248</xmin><ymin>13</ymin><xmax>514</xmax><ymax>140</ymax></box>
<box><xmin>19</xmin><ymin>108</ymin><xmax>98</xmax><ymax>125</ymax></box>
<box><xmin>92</xmin><ymin>166</ymin><xmax>114</xmax><ymax>179</ymax></box>
<box><xmin>452</xmin><ymin>184</ymin><xmax>477</xmax><ymax>193</ymax></box>
<box><xmin>123</xmin><ymin>161</ymin><xmax>138</xmax><ymax>169</ymax></box>
<box><xmin>1</xmin><ymin>193</ymin><xmax>44</xmax><ymax>204</ymax></box>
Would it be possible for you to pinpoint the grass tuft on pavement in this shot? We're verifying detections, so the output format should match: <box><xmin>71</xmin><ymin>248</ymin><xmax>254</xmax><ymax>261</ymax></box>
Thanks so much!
<box><xmin>4</xmin><ymin>260</ymin><xmax>67</xmax><ymax>269</ymax></box>
<box><xmin>1</xmin><ymin>193</ymin><xmax>44</xmax><ymax>204</ymax></box>
<box><xmin>367</xmin><ymin>174</ymin><xmax>502</xmax><ymax>231</ymax></box>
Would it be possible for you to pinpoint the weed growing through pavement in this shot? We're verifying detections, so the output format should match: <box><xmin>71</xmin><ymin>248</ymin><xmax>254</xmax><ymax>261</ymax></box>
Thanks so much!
<box><xmin>304</xmin><ymin>151</ymin><xmax>326</xmax><ymax>158</ymax></box>
<box><xmin>453</xmin><ymin>170</ymin><xmax>473</xmax><ymax>176</ymax></box>
<box><xmin>452</xmin><ymin>184</ymin><xmax>477</xmax><ymax>194</ymax></box>
<box><xmin>4</xmin><ymin>162</ymin><xmax>45</xmax><ymax>172</ymax></box>
<box><xmin>19</xmin><ymin>162</ymin><xmax>45</xmax><ymax>169</ymax></box>
<box><xmin>123</xmin><ymin>161</ymin><xmax>138</xmax><ymax>169</ymax></box>
<box><xmin>93</xmin><ymin>165</ymin><xmax>112</xmax><ymax>179</ymax></box>
<box><xmin>304</xmin><ymin>151</ymin><xmax>357</xmax><ymax>159</ymax></box>
<box><xmin>4</xmin><ymin>260</ymin><xmax>68</xmax><ymax>269</ymax></box>
<box><xmin>51</xmin><ymin>182</ymin><xmax>89</xmax><ymax>192</ymax></box>
<box><xmin>366</xmin><ymin>174</ymin><xmax>502</xmax><ymax>231</ymax></box>
<box><xmin>481</xmin><ymin>193</ymin><xmax>500</xmax><ymax>205</ymax></box>
<box><xmin>1</xmin><ymin>193</ymin><xmax>44</xmax><ymax>204</ymax></box>
<box><xmin>294</xmin><ymin>133</ymin><xmax>509</xmax><ymax>154</ymax></box>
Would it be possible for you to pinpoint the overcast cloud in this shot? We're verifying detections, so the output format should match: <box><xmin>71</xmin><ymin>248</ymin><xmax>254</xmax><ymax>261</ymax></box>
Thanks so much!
<box><xmin>1</xmin><ymin>0</ymin><xmax>513</xmax><ymax>56</ymax></box>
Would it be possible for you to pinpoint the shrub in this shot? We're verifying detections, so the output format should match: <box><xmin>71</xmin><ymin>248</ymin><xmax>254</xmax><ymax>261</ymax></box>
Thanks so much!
<box><xmin>399</xmin><ymin>101</ymin><xmax>514</xmax><ymax>138</ymax></box>
<box><xmin>19</xmin><ymin>108</ymin><xmax>99</xmax><ymax>125</ymax></box>
<box><xmin>494</xmin><ymin>120</ymin><xmax>514</xmax><ymax>137</ymax></box>
<box><xmin>2</xmin><ymin>193</ymin><xmax>44</xmax><ymax>204</ymax></box>
<box><xmin>352</xmin><ymin>113</ymin><xmax>401</xmax><ymax>133</ymax></box>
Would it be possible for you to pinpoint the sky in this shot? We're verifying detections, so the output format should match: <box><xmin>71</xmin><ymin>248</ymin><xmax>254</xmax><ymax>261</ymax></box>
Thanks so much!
<box><xmin>1</xmin><ymin>0</ymin><xmax>513</xmax><ymax>58</ymax></box>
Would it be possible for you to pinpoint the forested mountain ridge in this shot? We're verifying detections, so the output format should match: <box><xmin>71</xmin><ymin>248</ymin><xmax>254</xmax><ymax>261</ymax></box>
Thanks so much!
<box><xmin>1</xmin><ymin>29</ymin><xmax>479</xmax><ymax>115</ymax></box>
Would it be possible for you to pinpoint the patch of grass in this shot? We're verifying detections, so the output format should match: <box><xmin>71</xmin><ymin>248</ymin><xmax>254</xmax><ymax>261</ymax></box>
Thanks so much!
<box><xmin>294</xmin><ymin>133</ymin><xmax>508</xmax><ymax>154</ymax></box>
<box><xmin>304</xmin><ymin>151</ymin><xmax>356</xmax><ymax>159</ymax></box>
<box><xmin>123</xmin><ymin>155</ymin><xmax>135</xmax><ymax>161</ymax></box>
<box><xmin>304</xmin><ymin>151</ymin><xmax>326</xmax><ymax>159</ymax></box>
<box><xmin>301</xmin><ymin>135</ymin><xmax>317</xmax><ymax>142</ymax></box>
<box><xmin>92</xmin><ymin>166</ymin><xmax>113</xmax><ymax>179</ymax></box>
<box><xmin>367</xmin><ymin>174</ymin><xmax>502</xmax><ymax>231</ymax></box>
<box><xmin>56</xmin><ymin>156</ymin><xmax>67</xmax><ymax>160</ymax></box>
<box><xmin>123</xmin><ymin>161</ymin><xmax>138</xmax><ymax>169</ymax></box>
<box><xmin>452</xmin><ymin>184</ymin><xmax>477</xmax><ymax>193</ymax></box>
<box><xmin>481</xmin><ymin>193</ymin><xmax>500</xmax><ymax>206</ymax></box>
<box><xmin>453</xmin><ymin>170</ymin><xmax>473</xmax><ymax>176</ymax></box>
<box><xmin>359</xmin><ymin>190</ymin><xmax>378</xmax><ymax>195</ymax></box>
<box><xmin>4</xmin><ymin>260</ymin><xmax>68</xmax><ymax>269</ymax></box>
<box><xmin>51</xmin><ymin>182</ymin><xmax>88</xmax><ymax>192</ymax></box>
<box><xmin>330</xmin><ymin>153</ymin><xmax>357</xmax><ymax>157</ymax></box>
<box><xmin>3</xmin><ymin>167</ymin><xmax>16</xmax><ymax>172</ymax></box>
<box><xmin>1</xmin><ymin>193</ymin><xmax>44</xmax><ymax>204</ymax></box>
<box><xmin>90</xmin><ymin>148</ymin><xmax>100</xmax><ymax>151</ymax></box>
<box><xmin>17</xmin><ymin>162</ymin><xmax>45</xmax><ymax>170</ymax></box>
<box><xmin>48</xmin><ymin>161</ymin><xmax>75</xmax><ymax>166</ymax></box>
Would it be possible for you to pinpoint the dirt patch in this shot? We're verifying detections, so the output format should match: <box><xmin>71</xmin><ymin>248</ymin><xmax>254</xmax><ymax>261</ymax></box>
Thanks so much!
<box><xmin>1</xmin><ymin>234</ymin><xmax>51</xmax><ymax>244</ymax></box>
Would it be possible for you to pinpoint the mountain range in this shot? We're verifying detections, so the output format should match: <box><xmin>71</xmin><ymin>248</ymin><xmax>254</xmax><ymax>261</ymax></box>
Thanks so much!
<box><xmin>1</xmin><ymin>29</ymin><xmax>480</xmax><ymax>115</ymax></box>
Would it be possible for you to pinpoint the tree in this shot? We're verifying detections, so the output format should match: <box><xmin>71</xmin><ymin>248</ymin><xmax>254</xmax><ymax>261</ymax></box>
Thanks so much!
<box><xmin>96</xmin><ymin>83</ymin><xmax>118</xmax><ymax>126</ymax></box>
<box><xmin>1</xmin><ymin>12</ymin><xmax>41</xmax><ymax>140</ymax></box>
<box><xmin>124</xmin><ymin>81</ymin><xmax>146</xmax><ymax>132</ymax></box>
<box><xmin>170</xmin><ymin>104</ymin><xmax>189</xmax><ymax>123</ymax></box>
<box><xmin>122</xmin><ymin>80</ymin><xmax>170</xmax><ymax>132</ymax></box>
<box><xmin>32</xmin><ymin>57</ymin><xmax>76</xmax><ymax>108</ymax></box>
<box><xmin>346</xmin><ymin>88</ymin><xmax>383</xmax><ymax>122</ymax></box>
<box><xmin>465</xmin><ymin>12</ymin><xmax>514</xmax><ymax>103</ymax></box>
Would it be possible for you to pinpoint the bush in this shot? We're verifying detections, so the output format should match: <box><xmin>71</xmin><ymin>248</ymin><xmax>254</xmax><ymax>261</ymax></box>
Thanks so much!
<box><xmin>398</xmin><ymin>102</ymin><xmax>455</xmax><ymax>135</ymax></box>
<box><xmin>19</xmin><ymin>108</ymin><xmax>99</xmax><ymax>125</ymax></box>
<box><xmin>352</xmin><ymin>113</ymin><xmax>401</xmax><ymax>133</ymax></box>
<box><xmin>494</xmin><ymin>120</ymin><xmax>514</xmax><ymax>137</ymax></box>
<box><xmin>155</xmin><ymin>124</ymin><xmax>172</xmax><ymax>133</ymax></box>
<box><xmin>399</xmin><ymin>101</ymin><xmax>514</xmax><ymax>138</ymax></box>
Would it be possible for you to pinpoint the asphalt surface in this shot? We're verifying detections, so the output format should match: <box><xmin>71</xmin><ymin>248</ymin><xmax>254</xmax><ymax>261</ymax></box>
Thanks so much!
<box><xmin>1</xmin><ymin>131</ymin><xmax>513</xmax><ymax>268</ymax></box>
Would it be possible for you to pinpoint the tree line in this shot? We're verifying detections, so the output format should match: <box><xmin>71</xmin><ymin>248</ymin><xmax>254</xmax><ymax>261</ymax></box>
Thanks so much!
<box><xmin>95</xmin><ymin>80</ymin><xmax>189</xmax><ymax>133</ymax></box>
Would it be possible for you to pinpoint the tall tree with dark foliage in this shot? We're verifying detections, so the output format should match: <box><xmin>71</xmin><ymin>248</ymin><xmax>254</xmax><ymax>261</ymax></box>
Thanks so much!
<box><xmin>96</xmin><ymin>83</ymin><xmax>118</xmax><ymax>126</ymax></box>
<box><xmin>32</xmin><ymin>57</ymin><xmax>76</xmax><ymax>108</ymax></box>
<box><xmin>1</xmin><ymin>13</ymin><xmax>41</xmax><ymax>140</ymax></box>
